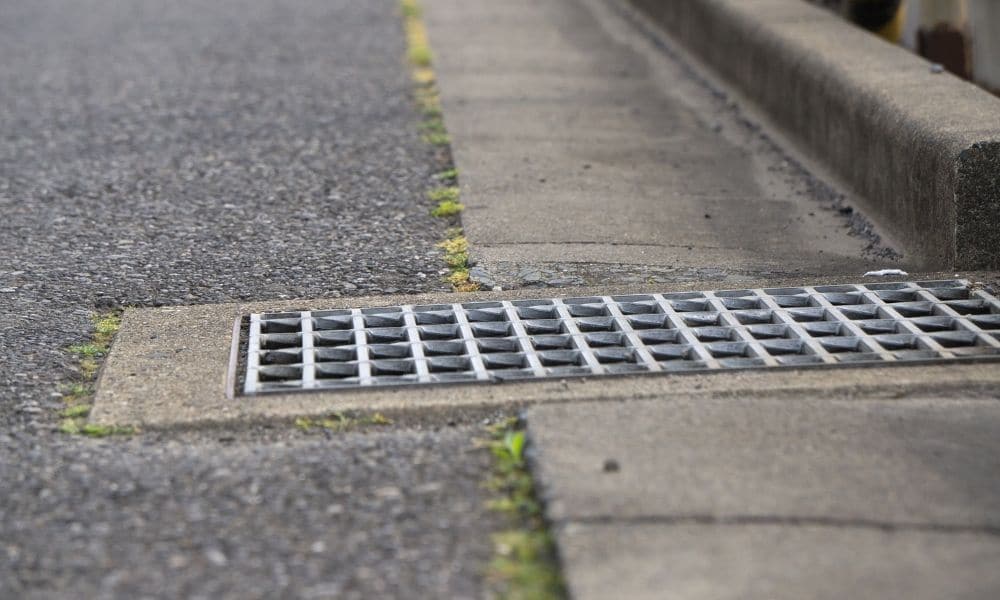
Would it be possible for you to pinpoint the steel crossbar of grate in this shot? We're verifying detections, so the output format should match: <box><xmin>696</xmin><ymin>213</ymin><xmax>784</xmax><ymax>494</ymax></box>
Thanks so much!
<box><xmin>241</xmin><ymin>280</ymin><xmax>1000</xmax><ymax>394</ymax></box>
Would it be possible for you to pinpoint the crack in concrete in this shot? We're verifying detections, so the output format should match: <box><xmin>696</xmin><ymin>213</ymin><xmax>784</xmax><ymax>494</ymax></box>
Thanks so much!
<box><xmin>561</xmin><ymin>513</ymin><xmax>1000</xmax><ymax>537</ymax></box>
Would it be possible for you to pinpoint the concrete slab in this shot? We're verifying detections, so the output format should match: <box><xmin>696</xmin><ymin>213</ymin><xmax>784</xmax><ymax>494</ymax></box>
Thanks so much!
<box><xmin>89</xmin><ymin>275</ymin><xmax>1000</xmax><ymax>429</ymax></box>
<box><xmin>527</xmin><ymin>397</ymin><xmax>1000</xmax><ymax>528</ymax></box>
<box><xmin>421</xmin><ymin>0</ymin><xmax>898</xmax><ymax>284</ymax></box>
<box><xmin>557</xmin><ymin>522</ymin><xmax>1000</xmax><ymax>600</ymax></box>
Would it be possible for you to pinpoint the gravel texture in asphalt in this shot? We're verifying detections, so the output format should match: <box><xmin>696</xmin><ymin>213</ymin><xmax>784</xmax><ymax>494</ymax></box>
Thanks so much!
<box><xmin>0</xmin><ymin>0</ymin><xmax>450</xmax><ymax>425</ymax></box>
<box><xmin>0</xmin><ymin>1</ymin><xmax>501</xmax><ymax>597</ymax></box>
<box><xmin>1</xmin><ymin>426</ymin><xmax>501</xmax><ymax>600</ymax></box>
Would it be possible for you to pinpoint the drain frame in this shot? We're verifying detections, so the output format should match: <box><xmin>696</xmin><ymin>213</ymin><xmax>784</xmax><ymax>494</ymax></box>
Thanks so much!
<box><xmin>240</xmin><ymin>280</ymin><xmax>1000</xmax><ymax>396</ymax></box>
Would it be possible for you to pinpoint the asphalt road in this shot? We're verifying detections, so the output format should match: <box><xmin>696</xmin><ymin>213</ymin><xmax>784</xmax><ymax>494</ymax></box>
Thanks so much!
<box><xmin>0</xmin><ymin>1</ymin><xmax>501</xmax><ymax>597</ymax></box>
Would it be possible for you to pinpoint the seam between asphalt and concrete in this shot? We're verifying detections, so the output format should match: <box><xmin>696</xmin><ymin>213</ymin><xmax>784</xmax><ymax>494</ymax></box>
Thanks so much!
<box><xmin>626</xmin><ymin>0</ymin><xmax>1000</xmax><ymax>270</ymax></box>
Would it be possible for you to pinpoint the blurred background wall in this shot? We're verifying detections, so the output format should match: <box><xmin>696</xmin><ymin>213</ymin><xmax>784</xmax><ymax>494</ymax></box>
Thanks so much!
<box><xmin>808</xmin><ymin>0</ymin><xmax>999</xmax><ymax>94</ymax></box>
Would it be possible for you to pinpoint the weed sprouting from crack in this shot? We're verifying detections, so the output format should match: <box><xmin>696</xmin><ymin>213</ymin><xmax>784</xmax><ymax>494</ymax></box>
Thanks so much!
<box><xmin>435</xmin><ymin>168</ymin><xmax>459</xmax><ymax>183</ymax></box>
<box><xmin>439</xmin><ymin>228</ymin><xmax>479</xmax><ymax>292</ymax></box>
<box><xmin>427</xmin><ymin>186</ymin><xmax>460</xmax><ymax>204</ymax></box>
<box><xmin>481</xmin><ymin>417</ymin><xmax>567</xmax><ymax>600</ymax></box>
<box><xmin>402</xmin><ymin>0</ymin><xmax>433</xmax><ymax>71</ymax></box>
<box><xmin>61</xmin><ymin>311</ymin><xmax>137</xmax><ymax>437</ymax></box>
<box><xmin>438</xmin><ymin>234</ymin><xmax>470</xmax><ymax>269</ymax></box>
<box><xmin>428</xmin><ymin>186</ymin><xmax>464</xmax><ymax>217</ymax></box>
<box><xmin>67</xmin><ymin>312</ymin><xmax>120</xmax><ymax>380</ymax></box>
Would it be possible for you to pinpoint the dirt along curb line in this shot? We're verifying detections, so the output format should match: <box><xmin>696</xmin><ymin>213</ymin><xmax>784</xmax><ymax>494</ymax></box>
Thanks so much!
<box><xmin>625</xmin><ymin>0</ymin><xmax>1000</xmax><ymax>270</ymax></box>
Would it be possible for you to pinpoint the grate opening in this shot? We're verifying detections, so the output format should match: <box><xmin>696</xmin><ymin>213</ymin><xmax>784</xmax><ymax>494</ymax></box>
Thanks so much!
<box><xmin>240</xmin><ymin>280</ymin><xmax>1000</xmax><ymax>395</ymax></box>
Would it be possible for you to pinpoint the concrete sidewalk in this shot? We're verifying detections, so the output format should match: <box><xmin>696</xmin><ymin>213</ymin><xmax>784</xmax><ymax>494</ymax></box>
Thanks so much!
<box><xmin>421</xmin><ymin>0</ymin><xmax>1000</xmax><ymax>597</ymax></box>
<box><xmin>528</xmin><ymin>398</ymin><xmax>1000</xmax><ymax>599</ymax></box>
<box><xmin>422</xmin><ymin>0</ymin><xmax>907</xmax><ymax>290</ymax></box>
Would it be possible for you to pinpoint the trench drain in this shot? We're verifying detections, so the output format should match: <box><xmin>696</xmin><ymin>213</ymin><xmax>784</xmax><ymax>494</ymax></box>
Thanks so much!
<box><xmin>240</xmin><ymin>280</ymin><xmax>1000</xmax><ymax>395</ymax></box>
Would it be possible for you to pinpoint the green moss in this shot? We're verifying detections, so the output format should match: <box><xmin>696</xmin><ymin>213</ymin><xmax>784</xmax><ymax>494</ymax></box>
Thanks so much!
<box><xmin>438</xmin><ymin>236</ymin><xmax>469</xmax><ymax>269</ymax></box>
<box><xmin>60</xmin><ymin>404</ymin><xmax>91</xmax><ymax>419</ymax></box>
<box><xmin>482</xmin><ymin>418</ymin><xmax>567</xmax><ymax>600</ymax></box>
<box><xmin>295</xmin><ymin>412</ymin><xmax>393</xmax><ymax>432</ymax></box>
<box><xmin>404</xmin><ymin>0</ymin><xmax>472</xmax><ymax>293</ymax></box>
<box><xmin>63</xmin><ymin>382</ymin><xmax>93</xmax><ymax>403</ymax></box>
<box><xmin>408</xmin><ymin>45</ymin><xmax>433</xmax><ymax>68</ymax></box>
<box><xmin>490</xmin><ymin>531</ymin><xmax>566</xmax><ymax>600</ymax></box>
<box><xmin>431</xmin><ymin>200</ymin><xmax>464</xmax><ymax>218</ymax></box>
<box><xmin>423</xmin><ymin>131</ymin><xmax>451</xmax><ymax>146</ymax></box>
<box><xmin>79</xmin><ymin>423</ymin><xmax>136</xmax><ymax>438</ymax></box>
<box><xmin>437</xmin><ymin>231</ymin><xmax>478</xmax><ymax>292</ymax></box>
<box><xmin>420</xmin><ymin>117</ymin><xmax>448</xmax><ymax>135</ymax></box>
<box><xmin>58</xmin><ymin>419</ymin><xmax>81</xmax><ymax>435</ymax></box>
<box><xmin>58</xmin><ymin>418</ymin><xmax>134</xmax><ymax>438</ymax></box>
<box><xmin>400</xmin><ymin>0</ymin><xmax>422</xmax><ymax>19</ymax></box>
<box><xmin>420</xmin><ymin>103</ymin><xmax>443</xmax><ymax>118</ymax></box>
<box><xmin>427</xmin><ymin>186</ymin><xmax>459</xmax><ymax>203</ymax></box>
<box><xmin>59</xmin><ymin>310</ymin><xmax>133</xmax><ymax>437</ymax></box>
<box><xmin>94</xmin><ymin>314</ymin><xmax>121</xmax><ymax>337</ymax></box>
<box><xmin>435</xmin><ymin>168</ymin><xmax>459</xmax><ymax>182</ymax></box>
<box><xmin>68</xmin><ymin>343</ymin><xmax>105</xmax><ymax>358</ymax></box>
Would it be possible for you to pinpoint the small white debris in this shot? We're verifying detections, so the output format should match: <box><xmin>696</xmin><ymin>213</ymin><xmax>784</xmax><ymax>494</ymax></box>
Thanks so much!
<box><xmin>930</xmin><ymin>63</ymin><xmax>944</xmax><ymax>74</ymax></box>
<box><xmin>204</xmin><ymin>548</ymin><xmax>228</xmax><ymax>567</ymax></box>
<box><xmin>492</xmin><ymin>285</ymin><xmax>503</xmax><ymax>292</ymax></box>
<box><xmin>864</xmin><ymin>269</ymin><xmax>909</xmax><ymax>277</ymax></box>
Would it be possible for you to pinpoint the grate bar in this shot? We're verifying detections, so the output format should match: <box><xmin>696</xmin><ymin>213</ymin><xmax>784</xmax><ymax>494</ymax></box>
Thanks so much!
<box><xmin>805</xmin><ymin>286</ymin><xmax>896</xmax><ymax>362</ymax></box>
<box><xmin>704</xmin><ymin>291</ymin><xmax>779</xmax><ymax>367</ymax></box>
<box><xmin>651</xmin><ymin>293</ymin><xmax>722</xmax><ymax>369</ymax></box>
<box><xmin>402</xmin><ymin>306</ymin><xmax>432</xmax><ymax>383</ymax></box>
<box><xmin>242</xmin><ymin>280</ymin><xmax>1000</xmax><ymax>394</ymax></box>
<box><xmin>915</xmin><ymin>288</ymin><xmax>1000</xmax><ymax>349</ymax></box>
<box><xmin>352</xmin><ymin>309</ymin><xmax>372</xmax><ymax>385</ymax></box>
<box><xmin>602</xmin><ymin>296</ymin><xmax>662</xmax><ymax>372</ymax></box>
<box><xmin>752</xmin><ymin>289</ymin><xmax>837</xmax><ymax>364</ymax></box>
<box><xmin>552</xmin><ymin>298</ymin><xmax>606</xmax><ymax>376</ymax></box>
<box><xmin>452</xmin><ymin>303</ymin><xmax>490</xmax><ymax>381</ymax></box>
<box><xmin>502</xmin><ymin>301</ymin><xmax>547</xmax><ymax>378</ymax></box>
<box><xmin>244</xmin><ymin>314</ymin><xmax>262</xmax><ymax>395</ymax></box>
<box><xmin>859</xmin><ymin>290</ymin><xmax>954</xmax><ymax>358</ymax></box>
<box><xmin>300</xmin><ymin>312</ymin><xmax>316</xmax><ymax>388</ymax></box>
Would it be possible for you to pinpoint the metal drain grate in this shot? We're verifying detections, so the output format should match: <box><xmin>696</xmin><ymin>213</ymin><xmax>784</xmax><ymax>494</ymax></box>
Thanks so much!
<box><xmin>241</xmin><ymin>280</ymin><xmax>1000</xmax><ymax>394</ymax></box>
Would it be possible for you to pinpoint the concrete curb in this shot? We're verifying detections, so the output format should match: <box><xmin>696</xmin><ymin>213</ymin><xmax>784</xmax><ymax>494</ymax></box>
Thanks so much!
<box><xmin>626</xmin><ymin>0</ymin><xmax>1000</xmax><ymax>269</ymax></box>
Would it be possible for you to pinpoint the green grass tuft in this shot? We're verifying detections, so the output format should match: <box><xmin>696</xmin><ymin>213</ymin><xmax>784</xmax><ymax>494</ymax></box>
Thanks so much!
<box><xmin>482</xmin><ymin>418</ymin><xmax>567</xmax><ymax>599</ymax></box>
<box><xmin>435</xmin><ymin>168</ymin><xmax>459</xmax><ymax>182</ymax></box>
<box><xmin>59</xmin><ymin>310</ymin><xmax>131</xmax><ymax>437</ymax></box>
<box><xmin>80</xmin><ymin>423</ymin><xmax>136</xmax><ymax>438</ymax></box>
<box><xmin>427</xmin><ymin>186</ymin><xmax>459</xmax><ymax>204</ymax></box>
<box><xmin>58</xmin><ymin>419</ymin><xmax>134</xmax><ymax>438</ymax></box>
<box><xmin>68</xmin><ymin>343</ymin><xmax>104</xmax><ymax>358</ymax></box>
<box><xmin>423</xmin><ymin>131</ymin><xmax>450</xmax><ymax>146</ymax></box>
<box><xmin>400</xmin><ymin>0</ymin><xmax>422</xmax><ymax>19</ymax></box>
<box><xmin>437</xmin><ymin>231</ymin><xmax>478</xmax><ymax>291</ymax></box>
<box><xmin>409</xmin><ymin>46</ymin><xmax>433</xmax><ymax>68</ymax></box>
<box><xmin>431</xmin><ymin>200</ymin><xmax>464</xmax><ymax>218</ymax></box>
<box><xmin>61</xmin><ymin>404</ymin><xmax>91</xmax><ymax>419</ymax></box>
